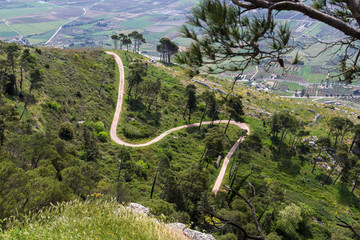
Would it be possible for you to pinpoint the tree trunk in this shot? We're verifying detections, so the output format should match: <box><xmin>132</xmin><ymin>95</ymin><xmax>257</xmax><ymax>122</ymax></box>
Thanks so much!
<box><xmin>334</xmin><ymin>135</ymin><xmax>339</xmax><ymax>149</ymax></box>
<box><xmin>229</xmin><ymin>147</ymin><xmax>238</xmax><ymax>180</ymax></box>
<box><xmin>277</xmin><ymin>129</ymin><xmax>287</xmax><ymax>157</ymax></box>
<box><xmin>155</xmin><ymin>94</ymin><xmax>158</xmax><ymax>111</ymax></box>
<box><xmin>199</xmin><ymin>103</ymin><xmax>207</xmax><ymax>130</ymax></box>
<box><xmin>188</xmin><ymin>108</ymin><xmax>191</xmax><ymax>124</ymax></box>
<box><xmin>333</xmin><ymin>169</ymin><xmax>343</xmax><ymax>185</ymax></box>
<box><xmin>99</xmin><ymin>76</ymin><xmax>106</xmax><ymax>95</ymax></box>
<box><xmin>350</xmin><ymin>133</ymin><xmax>358</xmax><ymax>151</ymax></box>
<box><xmin>312</xmin><ymin>148</ymin><xmax>322</xmax><ymax>173</ymax></box>
<box><xmin>128</xmin><ymin>85</ymin><xmax>133</xmax><ymax>98</ymax></box>
<box><xmin>117</xmin><ymin>159</ymin><xmax>122</xmax><ymax>183</ymax></box>
<box><xmin>20</xmin><ymin>101</ymin><xmax>28</xmax><ymax>120</ymax></box>
<box><xmin>224</xmin><ymin>117</ymin><xmax>232</xmax><ymax>134</ymax></box>
<box><xmin>20</xmin><ymin>64</ymin><xmax>23</xmax><ymax>94</ymax></box>
<box><xmin>340</xmin><ymin>131</ymin><xmax>347</xmax><ymax>144</ymax></box>
<box><xmin>257</xmin><ymin>198</ymin><xmax>273</xmax><ymax>223</ymax></box>
<box><xmin>352</xmin><ymin>173</ymin><xmax>359</xmax><ymax>193</ymax></box>
<box><xmin>150</xmin><ymin>164</ymin><xmax>161</xmax><ymax>199</ymax></box>
<box><xmin>183</xmin><ymin>103</ymin><xmax>188</xmax><ymax>120</ymax></box>
<box><xmin>148</xmin><ymin>94</ymin><xmax>156</xmax><ymax>112</ymax></box>
<box><xmin>322</xmin><ymin>162</ymin><xmax>337</xmax><ymax>187</ymax></box>
<box><xmin>159</xmin><ymin>175</ymin><xmax>168</xmax><ymax>199</ymax></box>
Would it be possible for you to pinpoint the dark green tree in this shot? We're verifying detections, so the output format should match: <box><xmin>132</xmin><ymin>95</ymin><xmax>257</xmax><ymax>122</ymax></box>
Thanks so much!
<box><xmin>127</xmin><ymin>62</ymin><xmax>147</xmax><ymax>98</ymax></box>
<box><xmin>312</xmin><ymin>136</ymin><xmax>331</xmax><ymax>174</ymax></box>
<box><xmin>202</xmin><ymin>127</ymin><xmax>225</xmax><ymax>166</ymax></box>
<box><xmin>199</xmin><ymin>90</ymin><xmax>216</xmax><ymax>129</ymax></box>
<box><xmin>157</xmin><ymin>38</ymin><xmax>179</xmax><ymax>63</ymax></box>
<box><xmin>111</xmin><ymin>34</ymin><xmax>119</xmax><ymax>49</ymax></box>
<box><xmin>29</xmin><ymin>68</ymin><xmax>43</xmax><ymax>92</ymax></box>
<box><xmin>322</xmin><ymin>150</ymin><xmax>348</xmax><ymax>186</ymax></box>
<box><xmin>350</xmin><ymin>158</ymin><xmax>360</xmax><ymax>193</ymax></box>
<box><xmin>83</xmin><ymin>127</ymin><xmax>99</xmax><ymax>162</ymax></box>
<box><xmin>183</xmin><ymin>84</ymin><xmax>197</xmax><ymax>124</ymax></box>
<box><xmin>20</xmin><ymin>49</ymin><xmax>36</xmax><ymax>94</ymax></box>
<box><xmin>144</xmin><ymin>78</ymin><xmax>161</xmax><ymax>111</ymax></box>
<box><xmin>271</xmin><ymin>111</ymin><xmax>299</xmax><ymax>157</ymax></box>
<box><xmin>128</xmin><ymin>31</ymin><xmax>146</xmax><ymax>53</ymax></box>
<box><xmin>118</xmin><ymin>33</ymin><xmax>126</xmax><ymax>50</ymax></box>
<box><xmin>350</xmin><ymin>124</ymin><xmax>360</xmax><ymax>151</ymax></box>
<box><xmin>122</xmin><ymin>36</ymin><xmax>132</xmax><ymax>51</ymax></box>
<box><xmin>59</xmin><ymin>122</ymin><xmax>74</xmax><ymax>141</ymax></box>
<box><xmin>5</xmin><ymin>42</ymin><xmax>20</xmax><ymax>75</ymax></box>
<box><xmin>328</xmin><ymin>117</ymin><xmax>353</xmax><ymax>149</ymax></box>
<box><xmin>224</xmin><ymin>95</ymin><xmax>244</xmax><ymax>134</ymax></box>
<box><xmin>150</xmin><ymin>154</ymin><xmax>169</xmax><ymax>199</ymax></box>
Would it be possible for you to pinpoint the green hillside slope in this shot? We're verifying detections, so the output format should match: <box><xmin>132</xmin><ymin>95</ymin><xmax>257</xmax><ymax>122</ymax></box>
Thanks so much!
<box><xmin>0</xmin><ymin>43</ymin><xmax>360</xmax><ymax>239</ymax></box>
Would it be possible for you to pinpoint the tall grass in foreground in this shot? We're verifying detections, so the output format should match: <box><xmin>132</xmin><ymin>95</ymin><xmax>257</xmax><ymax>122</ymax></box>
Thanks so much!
<box><xmin>0</xmin><ymin>200</ymin><xmax>187</xmax><ymax>240</ymax></box>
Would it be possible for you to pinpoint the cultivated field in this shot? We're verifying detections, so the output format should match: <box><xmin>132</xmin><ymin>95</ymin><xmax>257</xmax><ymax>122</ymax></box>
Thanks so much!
<box><xmin>0</xmin><ymin>0</ymin><xmax>196</xmax><ymax>57</ymax></box>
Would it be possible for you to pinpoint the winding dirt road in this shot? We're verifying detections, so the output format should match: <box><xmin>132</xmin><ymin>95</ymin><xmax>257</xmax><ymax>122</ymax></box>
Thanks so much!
<box><xmin>106</xmin><ymin>51</ymin><xmax>250</xmax><ymax>195</ymax></box>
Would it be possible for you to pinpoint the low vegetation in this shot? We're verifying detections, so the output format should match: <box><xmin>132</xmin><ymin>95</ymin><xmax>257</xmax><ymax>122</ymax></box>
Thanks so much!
<box><xmin>1</xmin><ymin>199</ymin><xmax>187</xmax><ymax>240</ymax></box>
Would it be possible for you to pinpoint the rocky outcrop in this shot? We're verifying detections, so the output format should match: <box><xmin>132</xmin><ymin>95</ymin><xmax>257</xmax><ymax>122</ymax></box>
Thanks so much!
<box><xmin>127</xmin><ymin>203</ymin><xmax>150</xmax><ymax>215</ymax></box>
<box><xmin>127</xmin><ymin>203</ymin><xmax>216</xmax><ymax>240</ymax></box>
<box><xmin>169</xmin><ymin>223</ymin><xmax>216</xmax><ymax>240</ymax></box>
<box><xmin>314</xmin><ymin>113</ymin><xmax>322</xmax><ymax>124</ymax></box>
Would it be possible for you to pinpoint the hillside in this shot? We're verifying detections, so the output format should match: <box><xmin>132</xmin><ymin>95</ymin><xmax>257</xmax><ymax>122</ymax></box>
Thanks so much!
<box><xmin>1</xmin><ymin>43</ymin><xmax>360</xmax><ymax>239</ymax></box>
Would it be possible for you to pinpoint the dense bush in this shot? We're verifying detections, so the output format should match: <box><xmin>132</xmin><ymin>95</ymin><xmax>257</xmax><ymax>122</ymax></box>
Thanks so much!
<box><xmin>97</xmin><ymin>131</ymin><xmax>108</xmax><ymax>142</ymax></box>
<box><xmin>59</xmin><ymin>122</ymin><xmax>74</xmax><ymax>140</ymax></box>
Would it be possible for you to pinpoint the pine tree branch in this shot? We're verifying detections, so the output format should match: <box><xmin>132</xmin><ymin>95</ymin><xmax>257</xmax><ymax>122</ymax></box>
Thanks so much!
<box><xmin>335</xmin><ymin>216</ymin><xmax>360</xmax><ymax>238</ymax></box>
<box><xmin>202</xmin><ymin>207</ymin><xmax>265</xmax><ymax>239</ymax></box>
<box><xmin>232</xmin><ymin>0</ymin><xmax>360</xmax><ymax>40</ymax></box>
<box><xmin>224</xmin><ymin>183</ymin><xmax>265</xmax><ymax>239</ymax></box>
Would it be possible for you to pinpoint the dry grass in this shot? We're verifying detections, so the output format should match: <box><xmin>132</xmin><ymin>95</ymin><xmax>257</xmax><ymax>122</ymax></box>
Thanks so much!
<box><xmin>1</xmin><ymin>199</ymin><xmax>188</xmax><ymax>240</ymax></box>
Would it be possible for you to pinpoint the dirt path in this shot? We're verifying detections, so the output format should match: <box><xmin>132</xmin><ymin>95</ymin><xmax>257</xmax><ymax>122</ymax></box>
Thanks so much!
<box><xmin>106</xmin><ymin>51</ymin><xmax>250</xmax><ymax>195</ymax></box>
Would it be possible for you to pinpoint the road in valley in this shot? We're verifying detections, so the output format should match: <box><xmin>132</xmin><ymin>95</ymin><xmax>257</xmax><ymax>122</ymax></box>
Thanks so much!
<box><xmin>106</xmin><ymin>51</ymin><xmax>250</xmax><ymax>195</ymax></box>
<box><xmin>44</xmin><ymin>0</ymin><xmax>105</xmax><ymax>45</ymax></box>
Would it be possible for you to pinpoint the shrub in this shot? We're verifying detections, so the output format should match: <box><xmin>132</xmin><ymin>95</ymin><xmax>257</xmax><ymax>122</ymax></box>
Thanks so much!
<box><xmin>47</xmin><ymin>101</ymin><xmax>61</xmax><ymax>110</ymax></box>
<box><xmin>59</xmin><ymin>122</ymin><xmax>74</xmax><ymax>141</ymax></box>
<box><xmin>93</xmin><ymin>121</ymin><xmax>105</xmax><ymax>133</ymax></box>
<box><xmin>121</xmin><ymin>124</ymin><xmax>150</xmax><ymax>139</ymax></box>
<box><xmin>97</xmin><ymin>131</ymin><xmax>108</xmax><ymax>142</ymax></box>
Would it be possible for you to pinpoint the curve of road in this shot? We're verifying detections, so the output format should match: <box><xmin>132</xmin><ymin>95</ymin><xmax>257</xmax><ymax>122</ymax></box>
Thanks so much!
<box><xmin>44</xmin><ymin>0</ymin><xmax>105</xmax><ymax>45</ymax></box>
<box><xmin>106</xmin><ymin>51</ymin><xmax>250</xmax><ymax>195</ymax></box>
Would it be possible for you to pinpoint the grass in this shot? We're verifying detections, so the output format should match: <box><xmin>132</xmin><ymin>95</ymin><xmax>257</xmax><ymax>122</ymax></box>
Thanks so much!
<box><xmin>121</xmin><ymin>16</ymin><xmax>158</xmax><ymax>29</ymax></box>
<box><xmin>0</xmin><ymin>24</ymin><xmax>18</xmax><ymax>38</ymax></box>
<box><xmin>0</xmin><ymin>200</ymin><xmax>187</xmax><ymax>240</ymax></box>
<box><xmin>12</xmin><ymin>20</ymin><xmax>67</xmax><ymax>36</ymax></box>
<box><xmin>0</xmin><ymin>7</ymin><xmax>55</xmax><ymax>19</ymax></box>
